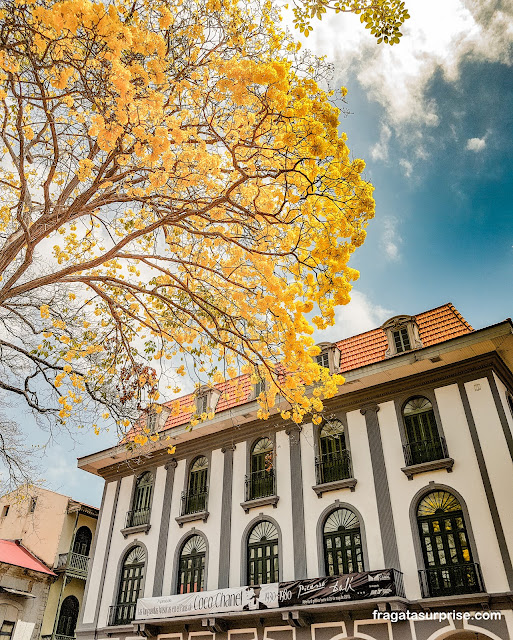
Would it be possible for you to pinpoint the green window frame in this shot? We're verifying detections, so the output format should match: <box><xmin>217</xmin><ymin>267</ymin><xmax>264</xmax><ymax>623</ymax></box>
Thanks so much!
<box><xmin>177</xmin><ymin>535</ymin><xmax>206</xmax><ymax>593</ymax></box>
<box><xmin>56</xmin><ymin>595</ymin><xmax>79</xmax><ymax>637</ymax></box>
<box><xmin>73</xmin><ymin>526</ymin><xmax>92</xmax><ymax>556</ymax></box>
<box><xmin>417</xmin><ymin>491</ymin><xmax>481</xmax><ymax>597</ymax></box>
<box><xmin>403</xmin><ymin>396</ymin><xmax>444</xmax><ymax>464</ymax></box>
<box><xmin>247</xmin><ymin>521</ymin><xmax>279</xmax><ymax>586</ymax></box>
<box><xmin>249</xmin><ymin>438</ymin><xmax>274</xmax><ymax>500</ymax></box>
<box><xmin>115</xmin><ymin>546</ymin><xmax>145</xmax><ymax>624</ymax></box>
<box><xmin>128</xmin><ymin>471</ymin><xmax>153</xmax><ymax>526</ymax></box>
<box><xmin>184</xmin><ymin>456</ymin><xmax>208</xmax><ymax>514</ymax></box>
<box><xmin>323</xmin><ymin>508</ymin><xmax>363</xmax><ymax>576</ymax></box>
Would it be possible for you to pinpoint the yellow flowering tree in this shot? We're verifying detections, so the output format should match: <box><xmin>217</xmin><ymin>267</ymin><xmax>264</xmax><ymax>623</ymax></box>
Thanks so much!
<box><xmin>292</xmin><ymin>0</ymin><xmax>410</xmax><ymax>42</ymax></box>
<box><xmin>0</xmin><ymin>0</ymin><xmax>374</xmax><ymax>453</ymax></box>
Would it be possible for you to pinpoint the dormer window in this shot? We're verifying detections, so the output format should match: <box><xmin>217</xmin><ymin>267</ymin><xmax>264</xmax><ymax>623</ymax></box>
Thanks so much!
<box><xmin>195</xmin><ymin>386</ymin><xmax>221</xmax><ymax>415</ymax></box>
<box><xmin>254</xmin><ymin>377</ymin><xmax>266</xmax><ymax>399</ymax></box>
<box><xmin>316</xmin><ymin>351</ymin><xmax>330</xmax><ymax>369</ymax></box>
<box><xmin>314</xmin><ymin>343</ymin><xmax>341</xmax><ymax>374</ymax></box>
<box><xmin>196</xmin><ymin>394</ymin><xmax>208</xmax><ymax>414</ymax></box>
<box><xmin>147</xmin><ymin>410</ymin><xmax>157</xmax><ymax>433</ymax></box>
<box><xmin>393</xmin><ymin>327</ymin><xmax>411</xmax><ymax>353</ymax></box>
<box><xmin>382</xmin><ymin>315</ymin><xmax>422</xmax><ymax>358</ymax></box>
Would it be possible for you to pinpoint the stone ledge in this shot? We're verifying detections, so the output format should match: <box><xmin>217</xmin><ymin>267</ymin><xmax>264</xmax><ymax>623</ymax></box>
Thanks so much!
<box><xmin>175</xmin><ymin>511</ymin><xmax>209</xmax><ymax>527</ymax></box>
<box><xmin>120</xmin><ymin>523</ymin><xmax>151</xmax><ymax>538</ymax></box>
<box><xmin>312</xmin><ymin>478</ymin><xmax>357</xmax><ymax>497</ymax></box>
<box><xmin>240</xmin><ymin>495</ymin><xmax>279</xmax><ymax>513</ymax></box>
<box><xmin>401</xmin><ymin>458</ymin><xmax>454</xmax><ymax>480</ymax></box>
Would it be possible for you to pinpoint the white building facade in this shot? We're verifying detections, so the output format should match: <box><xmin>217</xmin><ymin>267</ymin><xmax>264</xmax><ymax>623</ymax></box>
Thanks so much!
<box><xmin>76</xmin><ymin>304</ymin><xmax>513</xmax><ymax>640</ymax></box>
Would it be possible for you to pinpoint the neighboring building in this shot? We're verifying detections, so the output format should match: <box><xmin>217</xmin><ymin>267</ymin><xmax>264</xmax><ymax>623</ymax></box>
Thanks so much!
<box><xmin>76</xmin><ymin>303</ymin><xmax>513</xmax><ymax>640</ymax></box>
<box><xmin>0</xmin><ymin>488</ymin><xmax>98</xmax><ymax>640</ymax></box>
<box><xmin>0</xmin><ymin>540</ymin><xmax>56</xmax><ymax>640</ymax></box>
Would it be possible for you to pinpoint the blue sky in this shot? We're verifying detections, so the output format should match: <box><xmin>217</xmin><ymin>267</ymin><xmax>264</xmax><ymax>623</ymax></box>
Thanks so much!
<box><xmin>6</xmin><ymin>0</ymin><xmax>513</xmax><ymax>508</ymax></box>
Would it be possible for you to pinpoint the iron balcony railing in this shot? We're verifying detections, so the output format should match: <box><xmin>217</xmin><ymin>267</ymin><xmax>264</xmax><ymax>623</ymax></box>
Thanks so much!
<box><xmin>419</xmin><ymin>562</ymin><xmax>484</xmax><ymax>598</ymax></box>
<box><xmin>180</xmin><ymin>489</ymin><xmax>208</xmax><ymax>515</ymax></box>
<box><xmin>245</xmin><ymin>468</ymin><xmax>275</xmax><ymax>501</ymax></box>
<box><xmin>54</xmin><ymin>634</ymin><xmax>75</xmax><ymax>640</ymax></box>
<box><xmin>55</xmin><ymin>551</ymin><xmax>89</xmax><ymax>578</ymax></box>
<box><xmin>403</xmin><ymin>436</ymin><xmax>449</xmax><ymax>466</ymax></box>
<box><xmin>108</xmin><ymin>603</ymin><xmax>136</xmax><ymax>626</ymax></box>
<box><xmin>125</xmin><ymin>508</ymin><xmax>150</xmax><ymax>528</ymax></box>
<box><xmin>315</xmin><ymin>450</ymin><xmax>353</xmax><ymax>485</ymax></box>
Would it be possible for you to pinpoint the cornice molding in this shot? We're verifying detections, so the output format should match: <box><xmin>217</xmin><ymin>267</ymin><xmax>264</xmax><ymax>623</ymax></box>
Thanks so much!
<box><xmin>97</xmin><ymin>352</ymin><xmax>509</xmax><ymax>481</ymax></box>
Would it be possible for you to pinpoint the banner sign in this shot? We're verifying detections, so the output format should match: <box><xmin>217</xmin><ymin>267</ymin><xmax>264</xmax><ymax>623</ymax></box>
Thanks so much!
<box><xmin>136</xmin><ymin>570</ymin><xmax>397</xmax><ymax>620</ymax></box>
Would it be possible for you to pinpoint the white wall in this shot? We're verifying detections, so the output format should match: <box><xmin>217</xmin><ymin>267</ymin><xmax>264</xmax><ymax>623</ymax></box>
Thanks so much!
<box><xmin>82</xmin><ymin>480</ymin><xmax>118</xmax><ymax>624</ymax></box>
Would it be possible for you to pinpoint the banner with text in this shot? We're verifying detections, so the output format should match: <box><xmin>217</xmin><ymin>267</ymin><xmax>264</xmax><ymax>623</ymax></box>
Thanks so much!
<box><xmin>136</xmin><ymin>570</ymin><xmax>398</xmax><ymax>620</ymax></box>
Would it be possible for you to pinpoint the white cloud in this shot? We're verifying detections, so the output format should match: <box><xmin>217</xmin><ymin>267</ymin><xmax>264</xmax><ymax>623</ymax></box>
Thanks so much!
<box><xmin>314</xmin><ymin>290</ymin><xmax>392</xmax><ymax>342</ymax></box>
<box><xmin>293</xmin><ymin>0</ymin><xmax>513</xmax><ymax>158</ymax></box>
<box><xmin>466</xmin><ymin>135</ymin><xmax>487</xmax><ymax>151</ymax></box>
<box><xmin>380</xmin><ymin>216</ymin><xmax>403</xmax><ymax>261</ymax></box>
<box><xmin>370</xmin><ymin>124</ymin><xmax>392</xmax><ymax>161</ymax></box>
<box><xmin>399</xmin><ymin>158</ymin><xmax>413</xmax><ymax>177</ymax></box>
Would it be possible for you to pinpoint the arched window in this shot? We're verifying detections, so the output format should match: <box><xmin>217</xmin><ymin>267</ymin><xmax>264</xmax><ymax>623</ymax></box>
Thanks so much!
<box><xmin>247</xmin><ymin>438</ymin><xmax>275</xmax><ymax>500</ymax></box>
<box><xmin>128</xmin><ymin>471</ymin><xmax>153</xmax><ymax>527</ymax></box>
<box><xmin>73</xmin><ymin>526</ymin><xmax>92</xmax><ymax>557</ymax></box>
<box><xmin>177</xmin><ymin>535</ymin><xmax>206</xmax><ymax>594</ymax></box>
<box><xmin>112</xmin><ymin>546</ymin><xmax>145</xmax><ymax>625</ymax></box>
<box><xmin>417</xmin><ymin>491</ymin><xmax>482</xmax><ymax>597</ymax></box>
<box><xmin>323</xmin><ymin>508</ymin><xmax>363</xmax><ymax>576</ymax></box>
<box><xmin>182</xmin><ymin>456</ymin><xmax>208</xmax><ymax>515</ymax></box>
<box><xmin>317</xmin><ymin>419</ymin><xmax>351</xmax><ymax>484</ymax></box>
<box><xmin>56</xmin><ymin>595</ymin><xmax>79</xmax><ymax>638</ymax></box>
<box><xmin>403</xmin><ymin>397</ymin><xmax>445</xmax><ymax>465</ymax></box>
<box><xmin>247</xmin><ymin>521</ymin><xmax>279</xmax><ymax>585</ymax></box>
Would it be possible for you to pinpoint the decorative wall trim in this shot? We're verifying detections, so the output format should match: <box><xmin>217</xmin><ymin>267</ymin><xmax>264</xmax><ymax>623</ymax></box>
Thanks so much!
<box><xmin>287</xmin><ymin>426</ymin><xmax>307</xmax><ymax>579</ymax></box>
<box><xmin>458</xmin><ymin>382</ymin><xmax>513</xmax><ymax>590</ymax></box>
<box><xmin>361</xmin><ymin>405</ymin><xmax>401</xmax><ymax>571</ymax></box>
<box><xmin>153</xmin><ymin>460</ymin><xmax>178</xmax><ymax>596</ymax></box>
<box><xmin>218</xmin><ymin>445</ymin><xmax>235</xmax><ymax>588</ymax></box>
<box><xmin>98</xmin><ymin>352</ymin><xmax>513</xmax><ymax>481</ymax></box>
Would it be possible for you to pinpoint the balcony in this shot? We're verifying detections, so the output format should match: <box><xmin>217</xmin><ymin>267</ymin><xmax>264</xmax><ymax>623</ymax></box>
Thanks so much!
<box><xmin>108</xmin><ymin>603</ymin><xmax>136</xmax><ymax>627</ymax></box>
<box><xmin>241</xmin><ymin>469</ymin><xmax>278</xmax><ymax>512</ymax></box>
<box><xmin>121</xmin><ymin>508</ymin><xmax>151</xmax><ymax>537</ymax></box>
<box><xmin>313</xmin><ymin>450</ymin><xmax>357</xmax><ymax>496</ymax></box>
<box><xmin>175</xmin><ymin>490</ymin><xmax>210</xmax><ymax>526</ymax></box>
<box><xmin>126</xmin><ymin>508</ymin><xmax>150</xmax><ymax>528</ymax></box>
<box><xmin>401</xmin><ymin>436</ymin><xmax>454</xmax><ymax>479</ymax></box>
<box><xmin>54</xmin><ymin>551</ymin><xmax>89</xmax><ymax>580</ymax></box>
<box><xmin>181</xmin><ymin>489</ymin><xmax>208</xmax><ymax>515</ymax></box>
<box><xmin>419</xmin><ymin>562</ymin><xmax>484</xmax><ymax>598</ymax></box>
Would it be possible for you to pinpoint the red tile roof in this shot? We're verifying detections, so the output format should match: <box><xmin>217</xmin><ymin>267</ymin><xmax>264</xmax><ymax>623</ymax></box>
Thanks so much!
<box><xmin>152</xmin><ymin>303</ymin><xmax>473</xmax><ymax>434</ymax></box>
<box><xmin>0</xmin><ymin>539</ymin><xmax>56</xmax><ymax>576</ymax></box>
<box><xmin>337</xmin><ymin>302</ymin><xmax>473</xmax><ymax>372</ymax></box>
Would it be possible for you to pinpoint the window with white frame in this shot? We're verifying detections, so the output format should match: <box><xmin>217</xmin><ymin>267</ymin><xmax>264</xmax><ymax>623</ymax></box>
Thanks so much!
<box><xmin>381</xmin><ymin>315</ymin><xmax>422</xmax><ymax>358</ymax></box>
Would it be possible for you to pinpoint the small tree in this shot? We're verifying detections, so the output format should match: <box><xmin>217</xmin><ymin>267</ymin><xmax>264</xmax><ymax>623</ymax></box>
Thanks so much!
<box><xmin>0</xmin><ymin>0</ymin><xmax>375</xmax><ymax>467</ymax></box>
